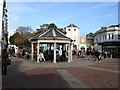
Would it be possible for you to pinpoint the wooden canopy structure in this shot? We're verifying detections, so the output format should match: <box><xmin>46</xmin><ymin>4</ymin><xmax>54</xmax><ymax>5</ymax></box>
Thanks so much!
<box><xmin>30</xmin><ymin>24</ymin><xmax>72</xmax><ymax>63</ymax></box>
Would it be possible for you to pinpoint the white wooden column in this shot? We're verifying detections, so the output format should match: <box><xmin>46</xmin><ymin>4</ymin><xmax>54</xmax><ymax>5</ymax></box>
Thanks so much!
<box><xmin>37</xmin><ymin>41</ymin><xmax>40</xmax><ymax>63</ymax></box>
<box><xmin>31</xmin><ymin>43</ymin><xmax>34</xmax><ymax>61</ymax></box>
<box><xmin>65</xmin><ymin>45</ymin><xmax>67</xmax><ymax>51</ymax></box>
<box><xmin>63</xmin><ymin>44</ymin><xmax>66</xmax><ymax>51</ymax></box>
<box><xmin>53</xmin><ymin>42</ymin><xmax>57</xmax><ymax>63</ymax></box>
<box><xmin>68</xmin><ymin>43</ymin><xmax>71</xmax><ymax>62</ymax></box>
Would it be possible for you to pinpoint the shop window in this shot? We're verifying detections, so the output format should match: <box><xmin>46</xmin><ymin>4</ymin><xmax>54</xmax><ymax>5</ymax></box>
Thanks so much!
<box><xmin>118</xmin><ymin>34</ymin><xmax>120</xmax><ymax>40</ymax></box>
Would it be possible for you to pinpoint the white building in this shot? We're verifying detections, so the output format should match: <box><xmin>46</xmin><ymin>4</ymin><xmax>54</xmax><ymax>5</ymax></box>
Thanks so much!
<box><xmin>65</xmin><ymin>24</ymin><xmax>80</xmax><ymax>51</ymax></box>
<box><xmin>94</xmin><ymin>24</ymin><xmax>120</xmax><ymax>57</ymax></box>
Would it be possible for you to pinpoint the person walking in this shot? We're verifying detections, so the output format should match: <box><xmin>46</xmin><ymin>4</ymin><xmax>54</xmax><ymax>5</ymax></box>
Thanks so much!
<box><xmin>86</xmin><ymin>49</ymin><xmax>91</xmax><ymax>60</ymax></box>
<box><xmin>91</xmin><ymin>48</ymin><xmax>95</xmax><ymax>58</ymax></box>
<box><xmin>2</xmin><ymin>49</ymin><xmax>9</xmax><ymax>75</ymax></box>
<box><xmin>62</xmin><ymin>51</ymin><xmax>67</xmax><ymax>62</ymax></box>
<box><xmin>39</xmin><ymin>50</ymin><xmax>45</xmax><ymax>62</ymax></box>
<box><xmin>22</xmin><ymin>48</ymin><xmax>26</xmax><ymax>57</ymax></box>
<box><xmin>94</xmin><ymin>50</ymin><xmax>100</xmax><ymax>62</ymax></box>
<box><xmin>78</xmin><ymin>49</ymin><xmax>81</xmax><ymax>58</ymax></box>
<box><xmin>59</xmin><ymin>48</ymin><xmax>62</xmax><ymax>62</ymax></box>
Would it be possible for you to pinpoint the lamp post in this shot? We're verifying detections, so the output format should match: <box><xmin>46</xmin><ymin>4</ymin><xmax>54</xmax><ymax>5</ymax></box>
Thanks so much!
<box><xmin>0</xmin><ymin>0</ymin><xmax>4</xmax><ymax>58</ymax></box>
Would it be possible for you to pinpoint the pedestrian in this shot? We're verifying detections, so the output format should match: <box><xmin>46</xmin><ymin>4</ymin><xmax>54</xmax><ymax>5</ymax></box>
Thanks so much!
<box><xmin>81</xmin><ymin>49</ymin><xmax>85</xmax><ymax>58</ymax></box>
<box><xmin>22</xmin><ymin>48</ymin><xmax>26</xmax><ymax>57</ymax></box>
<box><xmin>15</xmin><ymin>47</ymin><xmax>18</xmax><ymax>57</ymax></box>
<box><xmin>8</xmin><ymin>47</ymin><xmax>12</xmax><ymax>57</ymax></box>
<box><xmin>94</xmin><ymin>50</ymin><xmax>100</xmax><ymax>62</ymax></box>
<box><xmin>102</xmin><ymin>51</ymin><xmax>106</xmax><ymax>59</ymax></box>
<box><xmin>62</xmin><ymin>51</ymin><xmax>67</xmax><ymax>62</ymax></box>
<box><xmin>59</xmin><ymin>48</ymin><xmax>62</xmax><ymax>62</ymax></box>
<box><xmin>91</xmin><ymin>48</ymin><xmax>95</xmax><ymax>58</ymax></box>
<box><xmin>12</xmin><ymin>47</ymin><xmax>15</xmax><ymax>56</ymax></box>
<box><xmin>99</xmin><ymin>50</ymin><xmax>102</xmax><ymax>61</ymax></box>
<box><xmin>2</xmin><ymin>49</ymin><xmax>9</xmax><ymax>75</ymax></box>
<box><xmin>78</xmin><ymin>50</ymin><xmax>81</xmax><ymax>58</ymax></box>
<box><xmin>39</xmin><ymin>50</ymin><xmax>45</xmax><ymax>62</ymax></box>
<box><xmin>86</xmin><ymin>49</ymin><xmax>91</xmax><ymax>60</ymax></box>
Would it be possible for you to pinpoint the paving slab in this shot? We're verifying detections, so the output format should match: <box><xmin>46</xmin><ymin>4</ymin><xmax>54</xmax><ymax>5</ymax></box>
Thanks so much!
<box><xmin>56</xmin><ymin>69</ymin><xmax>89</xmax><ymax>88</ymax></box>
<box><xmin>66</xmin><ymin>67</ymin><xmax>118</xmax><ymax>88</ymax></box>
<box><xmin>3</xmin><ymin>67</ymin><xmax>71</xmax><ymax>88</ymax></box>
<box><xmin>2</xmin><ymin>56</ymin><xmax>119</xmax><ymax>89</ymax></box>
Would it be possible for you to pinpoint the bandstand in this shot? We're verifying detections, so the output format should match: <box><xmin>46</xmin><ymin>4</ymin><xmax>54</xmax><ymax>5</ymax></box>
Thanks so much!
<box><xmin>30</xmin><ymin>24</ymin><xmax>73</xmax><ymax>63</ymax></box>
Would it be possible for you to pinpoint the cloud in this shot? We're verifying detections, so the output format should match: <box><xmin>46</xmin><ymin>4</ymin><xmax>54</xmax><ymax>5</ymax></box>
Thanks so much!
<box><xmin>8</xmin><ymin>3</ymin><xmax>41</xmax><ymax>14</ymax></box>
<box><xmin>7</xmin><ymin>2</ymin><xmax>42</xmax><ymax>30</ymax></box>
<box><xmin>63</xmin><ymin>16</ymin><xmax>75</xmax><ymax>21</ymax></box>
<box><xmin>75</xmin><ymin>2</ymin><xmax>118</xmax><ymax>22</ymax></box>
<box><xmin>87</xmin><ymin>3</ymin><xmax>116</xmax><ymax>11</ymax></box>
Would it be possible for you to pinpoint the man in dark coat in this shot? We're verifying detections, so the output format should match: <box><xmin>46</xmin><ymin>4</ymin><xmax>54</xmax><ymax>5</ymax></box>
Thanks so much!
<box><xmin>78</xmin><ymin>50</ymin><xmax>81</xmax><ymax>58</ymax></box>
<box><xmin>86</xmin><ymin>49</ymin><xmax>91</xmax><ymax>60</ymax></box>
<box><xmin>94</xmin><ymin>50</ymin><xmax>100</xmax><ymax>62</ymax></box>
<box><xmin>2</xmin><ymin>49</ymin><xmax>9</xmax><ymax>75</ymax></box>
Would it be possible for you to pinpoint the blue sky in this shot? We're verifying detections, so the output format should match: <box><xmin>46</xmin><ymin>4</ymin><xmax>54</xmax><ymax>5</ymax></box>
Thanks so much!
<box><xmin>7</xmin><ymin>2</ymin><xmax>118</xmax><ymax>37</ymax></box>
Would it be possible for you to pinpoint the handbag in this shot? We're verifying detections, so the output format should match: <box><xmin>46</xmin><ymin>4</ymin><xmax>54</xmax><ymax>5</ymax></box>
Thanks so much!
<box><xmin>7</xmin><ymin>59</ymin><xmax>11</xmax><ymax>65</ymax></box>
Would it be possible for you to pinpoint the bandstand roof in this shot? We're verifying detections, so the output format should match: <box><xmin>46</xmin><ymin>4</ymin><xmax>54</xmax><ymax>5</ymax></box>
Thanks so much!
<box><xmin>30</xmin><ymin>24</ymin><xmax>72</xmax><ymax>42</ymax></box>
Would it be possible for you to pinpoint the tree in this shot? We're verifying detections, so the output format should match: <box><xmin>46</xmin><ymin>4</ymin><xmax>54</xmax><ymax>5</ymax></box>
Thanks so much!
<box><xmin>23</xmin><ymin>39</ymin><xmax>31</xmax><ymax>48</ymax></box>
<box><xmin>9</xmin><ymin>26</ymin><xmax>33</xmax><ymax>48</ymax></box>
<box><xmin>9</xmin><ymin>35</ymin><xmax>14</xmax><ymax>45</ymax></box>
<box><xmin>14</xmin><ymin>33</ymin><xmax>23</xmax><ymax>46</ymax></box>
<box><xmin>16</xmin><ymin>26</ymin><xmax>33</xmax><ymax>39</ymax></box>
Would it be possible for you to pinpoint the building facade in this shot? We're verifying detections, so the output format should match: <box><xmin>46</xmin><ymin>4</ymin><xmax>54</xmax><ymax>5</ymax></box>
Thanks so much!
<box><xmin>65</xmin><ymin>24</ymin><xmax>80</xmax><ymax>50</ymax></box>
<box><xmin>94</xmin><ymin>24</ymin><xmax>120</xmax><ymax>57</ymax></box>
<box><xmin>0</xmin><ymin>0</ymin><xmax>8</xmax><ymax>55</ymax></box>
<box><xmin>79</xmin><ymin>37</ymin><xmax>87</xmax><ymax>50</ymax></box>
<box><xmin>86</xmin><ymin>32</ymin><xmax>94</xmax><ymax>49</ymax></box>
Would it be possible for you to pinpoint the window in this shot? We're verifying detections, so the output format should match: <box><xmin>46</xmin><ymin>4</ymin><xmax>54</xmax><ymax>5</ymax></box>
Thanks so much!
<box><xmin>105</xmin><ymin>35</ymin><xmax>106</xmax><ymax>40</ymax></box>
<box><xmin>103</xmin><ymin>36</ymin><xmax>104</xmax><ymax>41</ymax></box>
<box><xmin>107</xmin><ymin>34</ymin><xmax>109</xmax><ymax>40</ymax></box>
<box><xmin>74</xmin><ymin>29</ymin><xmax>76</xmax><ymax>31</ymax></box>
<box><xmin>112</xmin><ymin>34</ymin><xmax>114</xmax><ymax>39</ymax></box>
<box><xmin>109</xmin><ymin>34</ymin><xmax>110</xmax><ymax>40</ymax></box>
<box><xmin>99</xmin><ymin>35</ymin><xmax>101</xmax><ymax>41</ymax></box>
<box><xmin>118</xmin><ymin>34</ymin><xmax>120</xmax><ymax>40</ymax></box>
<box><xmin>68</xmin><ymin>29</ymin><xmax>70</xmax><ymax>31</ymax></box>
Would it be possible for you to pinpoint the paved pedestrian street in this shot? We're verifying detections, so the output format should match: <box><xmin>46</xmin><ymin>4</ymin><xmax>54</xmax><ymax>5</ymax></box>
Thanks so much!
<box><xmin>2</xmin><ymin>56</ymin><xmax>119</xmax><ymax>89</ymax></box>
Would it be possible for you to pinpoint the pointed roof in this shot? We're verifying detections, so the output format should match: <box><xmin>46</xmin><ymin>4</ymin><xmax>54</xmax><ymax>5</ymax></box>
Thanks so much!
<box><xmin>66</xmin><ymin>24</ymin><xmax>78</xmax><ymax>28</ymax></box>
<box><xmin>86</xmin><ymin>32</ymin><xmax>94</xmax><ymax>39</ymax></box>
<box><xmin>30</xmin><ymin>24</ymin><xmax>72</xmax><ymax>41</ymax></box>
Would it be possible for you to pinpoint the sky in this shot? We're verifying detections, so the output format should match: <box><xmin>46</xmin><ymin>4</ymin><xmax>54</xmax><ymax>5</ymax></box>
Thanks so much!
<box><xmin>7</xmin><ymin>1</ymin><xmax>118</xmax><ymax>37</ymax></box>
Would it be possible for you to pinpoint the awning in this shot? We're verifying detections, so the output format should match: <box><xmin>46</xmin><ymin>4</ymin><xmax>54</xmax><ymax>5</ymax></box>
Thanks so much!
<box><xmin>87</xmin><ymin>46</ymin><xmax>91</xmax><ymax>48</ymax></box>
<box><xmin>81</xmin><ymin>46</ymin><xmax>85</xmax><ymax>48</ymax></box>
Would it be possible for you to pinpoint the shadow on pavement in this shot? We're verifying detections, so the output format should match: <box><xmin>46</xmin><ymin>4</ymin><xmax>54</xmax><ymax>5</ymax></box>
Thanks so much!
<box><xmin>2</xmin><ymin>60</ymin><xmax>71</xmax><ymax>88</ymax></box>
